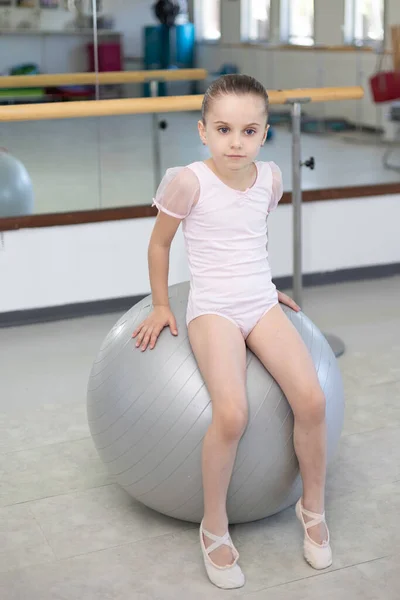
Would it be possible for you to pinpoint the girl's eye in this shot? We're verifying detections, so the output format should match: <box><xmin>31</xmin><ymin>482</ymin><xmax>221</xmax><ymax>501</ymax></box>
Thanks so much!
<box><xmin>218</xmin><ymin>127</ymin><xmax>229</xmax><ymax>134</ymax></box>
<box><xmin>245</xmin><ymin>129</ymin><xmax>256</xmax><ymax>136</ymax></box>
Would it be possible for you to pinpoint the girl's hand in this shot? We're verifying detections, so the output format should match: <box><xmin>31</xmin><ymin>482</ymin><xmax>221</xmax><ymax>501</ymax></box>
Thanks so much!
<box><xmin>277</xmin><ymin>290</ymin><xmax>301</xmax><ymax>312</ymax></box>
<box><xmin>132</xmin><ymin>306</ymin><xmax>178</xmax><ymax>351</ymax></box>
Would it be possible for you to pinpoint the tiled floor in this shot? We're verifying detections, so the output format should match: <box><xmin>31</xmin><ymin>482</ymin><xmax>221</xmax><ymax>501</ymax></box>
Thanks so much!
<box><xmin>0</xmin><ymin>276</ymin><xmax>399</xmax><ymax>599</ymax></box>
<box><xmin>1</xmin><ymin>112</ymin><xmax>400</xmax><ymax>216</ymax></box>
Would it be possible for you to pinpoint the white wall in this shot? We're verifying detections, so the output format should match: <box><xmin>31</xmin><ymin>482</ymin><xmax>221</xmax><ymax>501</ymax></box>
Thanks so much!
<box><xmin>1</xmin><ymin>193</ymin><xmax>399</xmax><ymax>313</ymax></box>
<box><xmin>314</xmin><ymin>0</ymin><xmax>345</xmax><ymax>46</ymax></box>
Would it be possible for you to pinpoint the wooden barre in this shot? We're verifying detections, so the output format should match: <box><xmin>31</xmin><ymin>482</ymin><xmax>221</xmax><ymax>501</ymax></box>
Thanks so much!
<box><xmin>271</xmin><ymin>86</ymin><xmax>364</xmax><ymax>103</ymax></box>
<box><xmin>392</xmin><ymin>25</ymin><xmax>400</xmax><ymax>71</ymax></box>
<box><xmin>0</xmin><ymin>68</ymin><xmax>208</xmax><ymax>89</ymax></box>
<box><xmin>0</xmin><ymin>86</ymin><xmax>364</xmax><ymax>122</ymax></box>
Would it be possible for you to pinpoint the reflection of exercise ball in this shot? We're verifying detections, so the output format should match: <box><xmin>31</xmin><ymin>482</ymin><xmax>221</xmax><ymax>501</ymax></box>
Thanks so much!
<box><xmin>87</xmin><ymin>282</ymin><xmax>344</xmax><ymax>525</ymax></box>
<box><xmin>0</xmin><ymin>151</ymin><xmax>34</xmax><ymax>218</ymax></box>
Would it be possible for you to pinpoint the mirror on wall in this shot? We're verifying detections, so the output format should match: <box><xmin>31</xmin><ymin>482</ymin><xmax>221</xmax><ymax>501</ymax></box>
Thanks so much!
<box><xmin>0</xmin><ymin>0</ymin><xmax>202</xmax><ymax>221</ymax></box>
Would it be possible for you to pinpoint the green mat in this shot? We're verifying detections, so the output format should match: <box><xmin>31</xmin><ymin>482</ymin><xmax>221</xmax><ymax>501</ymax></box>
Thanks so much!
<box><xmin>0</xmin><ymin>88</ymin><xmax>45</xmax><ymax>98</ymax></box>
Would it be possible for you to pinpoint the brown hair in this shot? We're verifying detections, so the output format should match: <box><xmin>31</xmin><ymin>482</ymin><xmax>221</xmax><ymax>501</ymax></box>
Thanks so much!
<box><xmin>201</xmin><ymin>74</ymin><xmax>269</xmax><ymax>123</ymax></box>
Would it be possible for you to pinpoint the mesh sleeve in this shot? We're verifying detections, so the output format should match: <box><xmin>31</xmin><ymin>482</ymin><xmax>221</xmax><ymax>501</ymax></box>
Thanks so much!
<box><xmin>269</xmin><ymin>162</ymin><xmax>283</xmax><ymax>212</ymax></box>
<box><xmin>152</xmin><ymin>166</ymin><xmax>200</xmax><ymax>219</ymax></box>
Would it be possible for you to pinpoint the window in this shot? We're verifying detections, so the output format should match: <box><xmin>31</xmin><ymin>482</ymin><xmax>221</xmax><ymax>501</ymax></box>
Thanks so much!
<box><xmin>241</xmin><ymin>0</ymin><xmax>271</xmax><ymax>42</ymax></box>
<box><xmin>346</xmin><ymin>0</ymin><xmax>384</xmax><ymax>46</ymax></box>
<box><xmin>195</xmin><ymin>0</ymin><xmax>221</xmax><ymax>41</ymax></box>
<box><xmin>281</xmin><ymin>0</ymin><xmax>314</xmax><ymax>46</ymax></box>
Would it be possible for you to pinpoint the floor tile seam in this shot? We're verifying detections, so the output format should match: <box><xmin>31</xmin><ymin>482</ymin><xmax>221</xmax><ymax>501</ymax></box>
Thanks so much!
<box><xmin>0</xmin><ymin>436</ymin><xmax>92</xmax><ymax>457</ymax></box>
<box><xmin>241</xmin><ymin>554</ymin><xmax>393</xmax><ymax>596</ymax></box>
<box><xmin>1</xmin><ymin>482</ymin><xmax>116</xmax><ymax>509</ymax></box>
<box><xmin>326</xmin><ymin>477</ymin><xmax>400</xmax><ymax>504</ymax></box>
<box><xmin>26</xmin><ymin>504</ymin><xmax>57</xmax><ymax>562</ymax></box>
<box><xmin>340</xmin><ymin>424</ymin><xmax>400</xmax><ymax>439</ymax></box>
<box><xmin>2</xmin><ymin>525</ymin><xmax>200</xmax><ymax>571</ymax></box>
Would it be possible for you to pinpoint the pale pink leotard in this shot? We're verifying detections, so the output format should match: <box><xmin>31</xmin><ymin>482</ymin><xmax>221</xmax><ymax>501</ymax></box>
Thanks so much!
<box><xmin>152</xmin><ymin>160</ymin><xmax>283</xmax><ymax>339</ymax></box>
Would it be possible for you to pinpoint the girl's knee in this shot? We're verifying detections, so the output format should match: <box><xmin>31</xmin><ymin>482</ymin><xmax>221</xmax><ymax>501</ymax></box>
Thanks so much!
<box><xmin>214</xmin><ymin>399</ymin><xmax>248</xmax><ymax>441</ymax></box>
<box><xmin>295</xmin><ymin>385</ymin><xmax>326</xmax><ymax>424</ymax></box>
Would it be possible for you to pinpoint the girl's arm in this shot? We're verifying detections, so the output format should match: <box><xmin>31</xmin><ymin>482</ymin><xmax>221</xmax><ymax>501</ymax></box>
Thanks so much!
<box><xmin>133</xmin><ymin>166</ymin><xmax>199</xmax><ymax>351</ymax></box>
<box><xmin>132</xmin><ymin>211</ymin><xmax>182</xmax><ymax>351</ymax></box>
<box><xmin>148</xmin><ymin>211</ymin><xmax>182</xmax><ymax>308</ymax></box>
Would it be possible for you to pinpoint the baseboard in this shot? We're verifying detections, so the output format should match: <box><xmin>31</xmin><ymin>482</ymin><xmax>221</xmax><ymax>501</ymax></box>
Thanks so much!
<box><xmin>273</xmin><ymin>261</ymin><xmax>400</xmax><ymax>289</ymax></box>
<box><xmin>1</xmin><ymin>262</ymin><xmax>399</xmax><ymax>328</ymax></box>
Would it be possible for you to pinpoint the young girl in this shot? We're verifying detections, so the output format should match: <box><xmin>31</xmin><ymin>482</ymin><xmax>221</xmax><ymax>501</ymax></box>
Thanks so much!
<box><xmin>132</xmin><ymin>74</ymin><xmax>331</xmax><ymax>590</ymax></box>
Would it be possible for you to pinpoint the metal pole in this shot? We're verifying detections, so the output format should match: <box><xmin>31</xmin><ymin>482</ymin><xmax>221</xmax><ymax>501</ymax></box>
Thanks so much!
<box><xmin>355</xmin><ymin>51</ymin><xmax>364</xmax><ymax>133</ymax></box>
<box><xmin>91</xmin><ymin>0</ymin><xmax>102</xmax><ymax>209</ymax></box>
<box><xmin>288</xmin><ymin>98</ymin><xmax>345</xmax><ymax>358</ymax></box>
<box><xmin>91</xmin><ymin>0</ymin><xmax>100</xmax><ymax>101</ymax></box>
<box><xmin>291</xmin><ymin>101</ymin><xmax>303</xmax><ymax>307</ymax></box>
<box><xmin>149</xmin><ymin>79</ymin><xmax>162</xmax><ymax>193</ymax></box>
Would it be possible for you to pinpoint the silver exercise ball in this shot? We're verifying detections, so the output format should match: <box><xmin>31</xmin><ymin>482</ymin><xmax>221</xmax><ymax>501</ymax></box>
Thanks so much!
<box><xmin>87</xmin><ymin>281</ymin><xmax>344</xmax><ymax>524</ymax></box>
<box><xmin>0</xmin><ymin>150</ymin><xmax>34</xmax><ymax>217</ymax></box>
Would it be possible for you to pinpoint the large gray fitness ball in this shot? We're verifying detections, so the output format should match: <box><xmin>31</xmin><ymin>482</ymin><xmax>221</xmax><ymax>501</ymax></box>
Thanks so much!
<box><xmin>87</xmin><ymin>281</ymin><xmax>344</xmax><ymax>524</ymax></box>
<box><xmin>0</xmin><ymin>150</ymin><xmax>34</xmax><ymax>218</ymax></box>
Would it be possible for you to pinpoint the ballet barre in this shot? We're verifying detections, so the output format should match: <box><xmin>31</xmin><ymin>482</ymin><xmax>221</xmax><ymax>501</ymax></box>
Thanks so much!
<box><xmin>0</xmin><ymin>86</ymin><xmax>363</xmax><ymax>121</ymax></box>
<box><xmin>0</xmin><ymin>68</ymin><xmax>208</xmax><ymax>89</ymax></box>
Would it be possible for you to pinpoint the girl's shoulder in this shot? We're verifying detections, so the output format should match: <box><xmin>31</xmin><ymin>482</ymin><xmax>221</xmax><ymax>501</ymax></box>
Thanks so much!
<box><xmin>160</xmin><ymin>164</ymin><xmax>201</xmax><ymax>192</ymax></box>
<box><xmin>169</xmin><ymin>161</ymin><xmax>217</xmax><ymax>191</ymax></box>
<box><xmin>256</xmin><ymin>160</ymin><xmax>282</xmax><ymax>186</ymax></box>
<box><xmin>153</xmin><ymin>165</ymin><xmax>201</xmax><ymax>219</ymax></box>
<box><xmin>256</xmin><ymin>160</ymin><xmax>282</xmax><ymax>175</ymax></box>
<box><xmin>185</xmin><ymin>160</ymin><xmax>209</xmax><ymax>179</ymax></box>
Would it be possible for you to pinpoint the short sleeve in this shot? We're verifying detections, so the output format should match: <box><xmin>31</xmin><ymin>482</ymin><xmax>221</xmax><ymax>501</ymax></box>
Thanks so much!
<box><xmin>152</xmin><ymin>166</ymin><xmax>200</xmax><ymax>219</ymax></box>
<box><xmin>269</xmin><ymin>162</ymin><xmax>283</xmax><ymax>212</ymax></box>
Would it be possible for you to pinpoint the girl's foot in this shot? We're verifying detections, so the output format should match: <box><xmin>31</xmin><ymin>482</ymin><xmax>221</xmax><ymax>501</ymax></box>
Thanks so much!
<box><xmin>202</xmin><ymin>523</ymin><xmax>235</xmax><ymax>567</ymax></box>
<box><xmin>295</xmin><ymin>498</ymin><xmax>333</xmax><ymax>570</ymax></box>
<box><xmin>200</xmin><ymin>520</ymin><xmax>245</xmax><ymax>589</ymax></box>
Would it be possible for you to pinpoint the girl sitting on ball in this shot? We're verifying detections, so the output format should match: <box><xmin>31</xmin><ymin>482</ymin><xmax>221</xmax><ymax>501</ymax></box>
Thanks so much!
<box><xmin>132</xmin><ymin>74</ymin><xmax>331</xmax><ymax>590</ymax></box>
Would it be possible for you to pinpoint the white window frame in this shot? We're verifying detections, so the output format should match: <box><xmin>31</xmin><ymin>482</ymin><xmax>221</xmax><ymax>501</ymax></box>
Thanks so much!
<box><xmin>241</xmin><ymin>0</ymin><xmax>271</xmax><ymax>43</ymax></box>
<box><xmin>344</xmin><ymin>0</ymin><xmax>385</xmax><ymax>47</ymax></box>
<box><xmin>280</xmin><ymin>0</ymin><xmax>315</xmax><ymax>46</ymax></box>
<box><xmin>194</xmin><ymin>0</ymin><xmax>221</xmax><ymax>42</ymax></box>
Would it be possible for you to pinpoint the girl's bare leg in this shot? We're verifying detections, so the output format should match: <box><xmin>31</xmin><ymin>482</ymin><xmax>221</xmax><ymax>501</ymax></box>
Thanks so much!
<box><xmin>188</xmin><ymin>315</ymin><xmax>248</xmax><ymax>567</ymax></box>
<box><xmin>246</xmin><ymin>304</ymin><xmax>328</xmax><ymax>544</ymax></box>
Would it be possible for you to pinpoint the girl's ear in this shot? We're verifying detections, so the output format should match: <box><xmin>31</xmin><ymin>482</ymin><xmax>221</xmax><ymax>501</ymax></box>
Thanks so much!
<box><xmin>261</xmin><ymin>124</ymin><xmax>270</xmax><ymax>146</ymax></box>
<box><xmin>198</xmin><ymin>120</ymin><xmax>207</xmax><ymax>146</ymax></box>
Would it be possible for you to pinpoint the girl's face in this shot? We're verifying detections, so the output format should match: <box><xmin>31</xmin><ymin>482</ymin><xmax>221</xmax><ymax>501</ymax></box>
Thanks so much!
<box><xmin>198</xmin><ymin>93</ymin><xmax>269</xmax><ymax>171</ymax></box>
